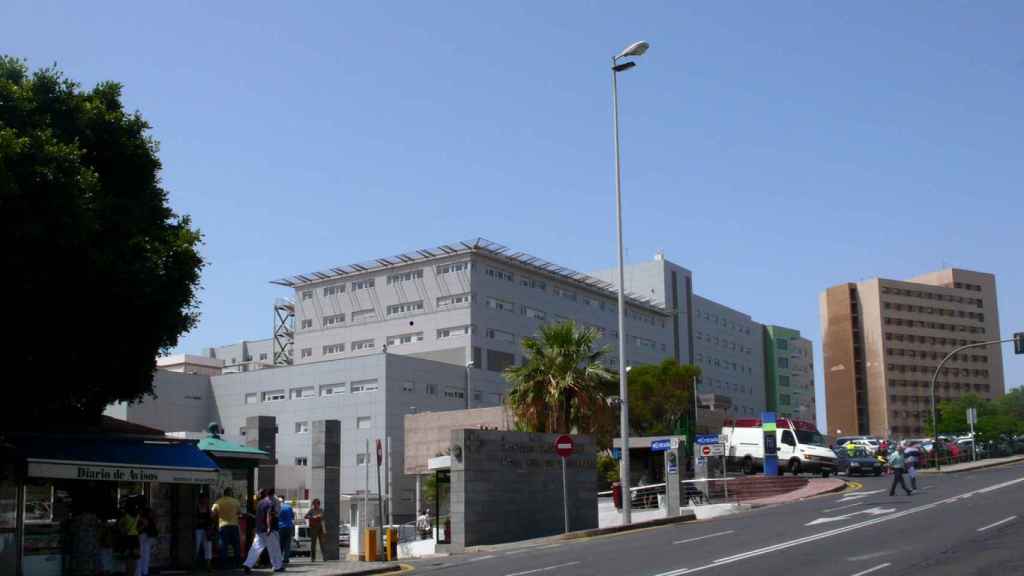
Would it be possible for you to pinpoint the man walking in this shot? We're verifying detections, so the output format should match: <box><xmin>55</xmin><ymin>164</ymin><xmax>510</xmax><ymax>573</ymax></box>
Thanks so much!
<box><xmin>212</xmin><ymin>487</ymin><xmax>242</xmax><ymax>569</ymax></box>
<box><xmin>277</xmin><ymin>497</ymin><xmax>295</xmax><ymax>565</ymax></box>
<box><xmin>304</xmin><ymin>498</ymin><xmax>327</xmax><ymax>562</ymax></box>
<box><xmin>243</xmin><ymin>489</ymin><xmax>284</xmax><ymax>573</ymax></box>
<box><xmin>904</xmin><ymin>443</ymin><xmax>921</xmax><ymax>491</ymax></box>
<box><xmin>888</xmin><ymin>446</ymin><xmax>913</xmax><ymax>496</ymax></box>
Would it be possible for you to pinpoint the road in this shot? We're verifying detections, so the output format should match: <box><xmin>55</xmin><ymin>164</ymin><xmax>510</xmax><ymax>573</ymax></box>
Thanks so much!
<box><xmin>404</xmin><ymin>462</ymin><xmax>1024</xmax><ymax>576</ymax></box>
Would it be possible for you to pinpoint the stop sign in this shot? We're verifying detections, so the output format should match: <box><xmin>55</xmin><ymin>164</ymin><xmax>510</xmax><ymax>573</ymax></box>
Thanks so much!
<box><xmin>700</xmin><ymin>445</ymin><xmax>712</xmax><ymax>457</ymax></box>
<box><xmin>555</xmin><ymin>435</ymin><xmax>574</xmax><ymax>458</ymax></box>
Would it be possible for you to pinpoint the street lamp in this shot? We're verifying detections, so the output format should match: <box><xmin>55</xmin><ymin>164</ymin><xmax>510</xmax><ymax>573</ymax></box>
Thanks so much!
<box><xmin>611</xmin><ymin>39</ymin><xmax>649</xmax><ymax>526</ymax></box>
<box><xmin>466</xmin><ymin>360</ymin><xmax>475</xmax><ymax>409</ymax></box>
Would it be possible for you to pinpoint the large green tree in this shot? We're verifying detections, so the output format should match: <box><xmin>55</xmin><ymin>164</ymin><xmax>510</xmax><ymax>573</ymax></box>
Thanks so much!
<box><xmin>935</xmin><ymin>390</ymin><xmax>1024</xmax><ymax>440</ymax></box>
<box><xmin>504</xmin><ymin>321</ymin><xmax>616</xmax><ymax>442</ymax></box>
<box><xmin>626</xmin><ymin>359</ymin><xmax>702</xmax><ymax>437</ymax></box>
<box><xmin>0</xmin><ymin>57</ymin><xmax>204</xmax><ymax>430</ymax></box>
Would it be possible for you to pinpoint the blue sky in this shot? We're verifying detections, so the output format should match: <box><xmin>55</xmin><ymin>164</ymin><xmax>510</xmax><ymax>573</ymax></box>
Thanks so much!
<box><xmin>5</xmin><ymin>1</ymin><xmax>1022</xmax><ymax>427</ymax></box>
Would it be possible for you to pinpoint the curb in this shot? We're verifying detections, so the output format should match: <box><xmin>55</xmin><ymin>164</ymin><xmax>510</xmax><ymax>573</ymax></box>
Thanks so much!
<box><xmin>922</xmin><ymin>456</ymin><xmax>1024</xmax><ymax>474</ymax></box>
<box><xmin>560</xmin><ymin>510</ymin><xmax>698</xmax><ymax>540</ymax></box>
<box><xmin>323</xmin><ymin>564</ymin><xmax>407</xmax><ymax>576</ymax></box>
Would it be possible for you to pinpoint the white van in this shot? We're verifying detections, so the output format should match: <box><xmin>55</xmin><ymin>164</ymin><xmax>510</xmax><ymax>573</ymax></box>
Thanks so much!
<box><xmin>723</xmin><ymin>418</ymin><xmax>836</xmax><ymax>477</ymax></box>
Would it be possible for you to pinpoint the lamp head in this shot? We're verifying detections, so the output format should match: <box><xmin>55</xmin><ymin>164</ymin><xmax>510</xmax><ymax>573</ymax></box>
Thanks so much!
<box><xmin>615</xmin><ymin>41</ymin><xmax>650</xmax><ymax>60</ymax></box>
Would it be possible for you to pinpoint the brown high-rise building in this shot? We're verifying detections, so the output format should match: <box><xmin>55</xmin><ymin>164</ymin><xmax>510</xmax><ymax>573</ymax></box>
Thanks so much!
<box><xmin>820</xmin><ymin>269</ymin><xmax>1004</xmax><ymax>439</ymax></box>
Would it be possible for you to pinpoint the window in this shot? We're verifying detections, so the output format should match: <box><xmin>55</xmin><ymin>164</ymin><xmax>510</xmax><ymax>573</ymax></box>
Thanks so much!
<box><xmin>320</xmin><ymin>383</ymin><xmax>346</xmax><ymax>396</ymax></box>
<box><xmin>485</xmin><ymin>297</ymin><xmax>514</xmax><ymax>313</ymax></box>
<box><xmin>323</xmin><ymin>284</ymin><xmax>345</xmax><ymax>296</ymax></box>
<box><xmin>386</xmin><ymin>269</ymin><xmax>424</xmax><ymax>285</ymax></box>
<box><xmin>244</xmin><ymin>392</ymin><xmax>258</xmax><ymax>404</ymax></box>
<box><xmin>437</xmin><ymin>325</ymin><xmax>472</xmax><ymax>339</ymax></box>
<box><xmin>437</xmin><ymin>261</ymin><xmax>470</xmax><ymax>275</ymax></box>
<box><xmin>425</xmin><ymin>383</ymin><xmax>437</xmax><ymax>395</ymax></box>
<box><xmin>386</xmin><ymin>332</ymin><xmax>424</xmax><ymax>346</ymax></box>
<box><xmin>300</xmin><ymin>347</ymin><xmax>312</xmax><ymax>358</ymax></box>
<box><xmin>778</xmin><ymin>375</ymin><xmax>790</xmax><ymax>387</ymax></box>
<box><xmin>487</xmin><ymin>328</ymin><xmax>516</xmax><ymax>343</ymax></box>
<box><xmin>351</xmin><ymin>379</ymin><xmax>379</xmax><ymax>393</ymax></box>
<box><xmin>553</xmin><ymin>286</ymin><xmax>577</xmax><ymax>302</ymax></box>
<box><xmin>778</xmin><ymin>357</ymin><xmax>789</xmax><ymax>369</ymax></box>
<box><xmin>485</xmin><ymin>267</ymin><xmax>514</xmax><ymax>282</ymax></box>
<box><xmin>520</xmin><ymin>276</ymin><xmax>546</xmax><ymax>291</ymax></box>
<box><xmin>294</xmin><ymin>421</ymin><xmax>310</xmax><ymax>434</ymax></box>
<box><xmin>486</xmin><ymin>349</ymin><xmax>516</xmax><ymax>372</ymax></box>
<box><xmin>402</xmin><ymin>382</ymin><xmax>415</xmax><ymax>392</ymax></box>
<box><xmin>351</xmin><ymin>339</ymin><xmax>375</xmax><ymax>351</ymax></box>
<box><xmin>322</xmin><ymin>313</ymin><xmax>345</xmax><ymax>327</ymax></box>
<box><xmin>523</xmin><ymin>306</ymin><xmax>546</xmax><ymax>321</ymax></box>
<box><xmin>259</xmin><ymin>353</ymin><xmax>268</xmax><ymax>361</ymax></box>
<box><xmin>352</xmin><ymin>278</ymin><xmax>375</xmax><ymax>291</ymax></box>
<box><xmin>776</xmin><ymin>339</ymin><xmax>788</xmax><ymax>350</ymax></box>
<box><xmin>351</xmin><ymin>308</ymin><xmax>377</xmax><ymax>322</ymax></box>
<box><xmin>323</xmin><ymin>343</ymin><xmax>345</xmax><ymax>355</ymax></box>
<box><xmin>356</xmin><ymin>416</ymin><xmax>372</xmax><ymax>429</ymax></box>
<box><xmin>437</xmin><ymin>293</ymin><xmax>472</xmax><ymax>308</ymax></box>
<box><xmin>294</xmin><ymin>457</ymin><xmax>308</xmax><ymax>466</ymax></box>
<box><xmin>301</xmin><ymin>290</ymin><xmax>313</xmax><ymax>300</ymax></box>
<box><xmin>387</xmin><ymin>301</ymin><xmax>424</xmax><ymax>316</ymax></box>
<box><xmin>301</xmin><ymin>318</ymin><xmax>313</xmax><ymax>329</ymax></box>
<box><xmin>262</xmin><ymin>390</ymin><xmax>286</xmax><ymax>402</ymax></box>
<box><xmin>444</xmin><ymin>387</ymin><xmax>466</xmax><ymax>400</ymax></box>
<box><xmin>582</xmin><ymin>296</ymin><xmax>598</xmax><ymax>308</ymax></box>
<box><xmin>290</xmin><ymin>386</ymin><xmax>315</xmax><ymax>400</ymax></box>
<box><xmin>634</xmin><ymin>336</ymin><xmax>657</xmax><ymax>351</ymax></box>
<box><xmin>356</xmin><ymin>453</ymin><xmax>369</xmax><ymax>466</ymax></box>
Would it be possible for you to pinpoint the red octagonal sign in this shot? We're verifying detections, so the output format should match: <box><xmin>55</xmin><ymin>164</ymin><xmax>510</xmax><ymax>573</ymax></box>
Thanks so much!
<box><xmin>555</xmin><ymin>435</ymin><xmax>574</xmax><ymax>458</ymax></box>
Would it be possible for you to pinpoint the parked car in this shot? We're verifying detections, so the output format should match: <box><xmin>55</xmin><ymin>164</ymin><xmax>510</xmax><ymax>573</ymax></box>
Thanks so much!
<box><xmin>833</xmin><ymin>447</ymin><xmax>882</xmax><ymax>476</ymax></box>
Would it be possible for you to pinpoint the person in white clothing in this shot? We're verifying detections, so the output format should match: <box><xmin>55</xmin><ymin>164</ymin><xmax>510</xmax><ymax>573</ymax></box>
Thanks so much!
<box><xmin>243</xmin><ymin>489</ymin><xmax>284</xmax><ymax>573</ymax></box>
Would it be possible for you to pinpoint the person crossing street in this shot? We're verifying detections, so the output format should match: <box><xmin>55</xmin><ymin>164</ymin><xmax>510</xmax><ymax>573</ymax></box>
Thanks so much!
<box><xmin>888</xmin><ymin>446</ymin><xmax>913</xmax><ymax>496</ymax></box>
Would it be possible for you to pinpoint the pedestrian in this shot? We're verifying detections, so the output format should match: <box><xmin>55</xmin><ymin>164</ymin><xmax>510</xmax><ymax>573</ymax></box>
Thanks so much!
<box><xmin>888</xmin><ymin>446</ymin><xmax>913</xmax><ymax>496</ymax></box>
<box><xmin>905</xmin><ymin>444</ymin><xmax>921</xmax><ymax>491</ymax></box>
<box><xmin>212</xmin><ymin>487</ymin><xmax>242</xmax><ymax>569</ymax></box>
<box><xmin>194</xmin><ymin>494</ymin><xmax>214</xmax><ymax>572</ymax></box>
<box><xmin>304</xmin><ymin>498</ymin><xmax>327</xmax><ymax>562</ymax></box>
<box><xmin>278</xmin><ymin>497</ymin><xmax>295</xmax><ymax>564</ymax></box>
<box><xmin>243</xmin><ymin>489</ymin><xmax>284</xmax><ymax>573</ymax></box>
<box><xmin>135</xmin><ymin>506</ymin><xmax>158</xmax><ymax>576</ymax></box>
<box><xmin>117</xmin><ymin>503</ymin><xmax>141</xmax><ymax>576</ymax></box>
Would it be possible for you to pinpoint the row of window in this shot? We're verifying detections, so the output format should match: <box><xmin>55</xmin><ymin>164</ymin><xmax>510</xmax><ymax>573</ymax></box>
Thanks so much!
<box><xmin>886</xmin><ymin>347</ymin><xmax>989</xmax><ymax>363</ymax></box>
<box><xmin>387</xmin><ymin>269</ymin><xmax>424</xmax><ymax>285</ymax></box>
<box><xmin>883</xmin><ymin>317</ymin><xmax>986</xmax><ymax>334</ymax></box>
<box><xmin>883</xmin><ymin>301</ymin><xmax>985</xmax><ymax>322</ymax></box>
<box><xmin>243</xmin><ymin>380</ymin><xmax>381</xmax><ymax>404</ymax></box>
<box><xmin>695</xmin><ymin>352</ymin><xmax>755</xmax><ymax>376</ymax></box>
<box><xmin>881</xmin><ymin>285</ymin><xmax>983</xmax><ymax>305</ymax></box>
<box><xmin>695</xmin><ymin>331</ymin><xmax>755</xmax><ymax>355</ymax></box>
<box><xmin>886</xmin><ymin>363</ymin><xmax>990</xmax><ymax>378</ymax></box>
<box><xmin>888</xmin><ymin>378</ymin><xmax>991</xmax><ymax>392</ymax></box>
<box><xmin>883</xmin><ymin>332</ymin><xmax>983</xmax><ymax>348</ymax></box>
<box><xmin>696</xmin><ymin>309</ymin><xmax>754</xmax><ymax>335</ymax></box>
<box><xmin>700</xmin><ymin>376</ymin><xmax>755</xmax><ymax>397</ymax></box>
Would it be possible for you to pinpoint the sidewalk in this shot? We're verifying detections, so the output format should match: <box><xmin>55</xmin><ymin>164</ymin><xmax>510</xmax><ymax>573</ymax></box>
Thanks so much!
<box><xmin>177</xmin><ymin>558</ymin><xmax>404</xmax><ymax>576</ymax></box>
<box><xmin>743</xmin><ymin>478</ymin><xmax>847</xmax><ymax>506</ymax></box>
<box><xmin>921</xmin><ymin>454</ymin><xmax>1024</xmax><ymax>474</ymax></box>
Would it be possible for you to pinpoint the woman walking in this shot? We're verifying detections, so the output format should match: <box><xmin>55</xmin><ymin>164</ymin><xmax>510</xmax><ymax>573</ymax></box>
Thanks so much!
<box><xmin>135</xmin><ymin>507</ymin><xmax>158</xmax><ymax>576</ymax></box>
<box><xmin>305</xmin><ymin>499</ymin><xmax>327</xmax><ymax>562</ymax></box>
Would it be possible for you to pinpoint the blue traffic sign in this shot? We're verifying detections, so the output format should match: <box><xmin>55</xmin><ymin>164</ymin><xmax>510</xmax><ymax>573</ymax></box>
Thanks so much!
<box><xmin>695</xmin><ymin>434</ymin><xmax>720</xmax><ymax>445</ymax></box>
<box><xmin>650</xmin><ymin>439</ymin><xmax>672</xmax><ymax>452</ymax></box>
<box><xmin>611</xmin><ymin>447</ymin><xmax>622</xmax><ymax>460</ymax></box>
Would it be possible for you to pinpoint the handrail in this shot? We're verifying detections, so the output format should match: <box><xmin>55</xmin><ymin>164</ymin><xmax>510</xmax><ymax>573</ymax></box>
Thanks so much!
<box><xmin>597</xmin><ymin>477</ymin><xmax>739</xmax><ymax>497</ymax></box>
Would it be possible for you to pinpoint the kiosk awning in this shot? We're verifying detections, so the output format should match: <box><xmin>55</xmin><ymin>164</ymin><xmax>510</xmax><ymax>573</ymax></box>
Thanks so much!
<box><xmin>19</xmin><ymin>436</ymin><xmax>219</xmax><ymax>484</ymax></box>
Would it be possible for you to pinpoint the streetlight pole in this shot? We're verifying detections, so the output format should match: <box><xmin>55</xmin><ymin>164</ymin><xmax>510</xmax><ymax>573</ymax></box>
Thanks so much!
<box><xmin>611</xmin><ymin>40</ymin><xmax>649</xmax><ymax>526</ymax></box>
<box><xmin>929</xmin><ymin>336</ymin><xmax>1015</xmax><ymax>471</ymax></box>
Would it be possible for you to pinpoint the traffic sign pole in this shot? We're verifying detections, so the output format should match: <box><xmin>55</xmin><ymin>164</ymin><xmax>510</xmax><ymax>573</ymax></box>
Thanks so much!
<box><xmin>555</xmin><ymin>435</ymin><xmax>574</xmax><ymax>533</ymax></box>
<box><xmin>562</xmin><ymin>456</ymin><xmax>569</xmax><ymax>533</ymax></box>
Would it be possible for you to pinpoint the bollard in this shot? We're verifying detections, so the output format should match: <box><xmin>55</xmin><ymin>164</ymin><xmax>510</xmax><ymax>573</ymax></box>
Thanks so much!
<box><xmin>364</xmin><ymin>527</ymin><xmax>379</xmax><ymax>561</ymax></box>
<box><xmin>385</xmin><ymin>527</ymin><xmax>398</xmax><ymax>561</ymax></box>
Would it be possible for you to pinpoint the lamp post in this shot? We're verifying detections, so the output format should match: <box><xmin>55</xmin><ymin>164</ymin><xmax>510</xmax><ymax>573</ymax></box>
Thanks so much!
<box><xmin>928</xmin><ymin>336</ymin><xmax>1016</xmax><ymax>470</ymax></box>
<box><xmin>466</xmin><ymin>360</ymin><xmax>475</xmax><ymax>409</ymax></box>
<box><xmin>611</xmin><ymin>39</ymin><xmax>649</xmax><ymax>526</ymax></box>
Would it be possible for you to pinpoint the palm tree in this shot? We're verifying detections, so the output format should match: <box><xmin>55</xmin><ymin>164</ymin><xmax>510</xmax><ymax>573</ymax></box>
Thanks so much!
<box><xmin>504</xmin><ymin>321</ymin><xmax>616</xmax><ymax>437</ymax></box>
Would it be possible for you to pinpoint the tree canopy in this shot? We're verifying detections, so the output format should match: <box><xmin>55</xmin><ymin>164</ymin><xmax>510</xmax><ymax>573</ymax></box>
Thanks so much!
<box><xmin>504</xmin><ymin>321</ymin><xmax>616</xmax><ymax>444</ymax></box>
<box><xmin>626</xmin><ymin>359</ymin><xmax>702</xmax><ymax>437</ymax></box>
<box><xmin>0</xmin><ymin>57</ymin><xmax>204</xmax><ymax>430</ymax></box>
<box><xmin>936</xmin><ymin>389</ymin><xmax>1024</xmax><ymax>440</ymax></box>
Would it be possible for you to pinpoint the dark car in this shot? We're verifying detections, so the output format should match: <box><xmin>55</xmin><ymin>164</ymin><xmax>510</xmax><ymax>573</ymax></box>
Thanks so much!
<box><xmin>833</xmin><ymin>447</ymin><xmax>882</xmax><ymax>476</ymax></box>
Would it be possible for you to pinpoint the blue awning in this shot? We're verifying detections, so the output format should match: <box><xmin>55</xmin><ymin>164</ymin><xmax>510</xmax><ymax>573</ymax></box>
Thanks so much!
<box><xmin>18</xmin><ymin>436</ymin><xmax>220</xmax><ymax>484</ymax></box>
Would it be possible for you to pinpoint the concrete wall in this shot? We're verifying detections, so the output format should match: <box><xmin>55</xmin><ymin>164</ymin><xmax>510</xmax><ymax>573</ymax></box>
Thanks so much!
<box><xmin>449</xmin><ymin>429</ymin><xmax>597</xmax><ymax>550</ymax></box>
<box><xmin>103</xmin><ymin>370</ymin><xmax>215</xmax><ymax>433</ymax></box>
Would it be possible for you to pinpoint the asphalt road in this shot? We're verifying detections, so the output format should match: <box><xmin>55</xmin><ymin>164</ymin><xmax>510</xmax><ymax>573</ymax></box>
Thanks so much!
<box><xmin>405</xmin><ymin>462</ymin><xmax>1024</xmax><ymax>576</ymax></box>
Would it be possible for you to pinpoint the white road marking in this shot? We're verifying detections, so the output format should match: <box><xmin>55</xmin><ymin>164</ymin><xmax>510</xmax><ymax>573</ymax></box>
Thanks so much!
<box><xmin>504</xmin><ymin>549</ymin><xmax>531</xmax><ymax>556</ymax></box>
<box><xmin>536</xmin><ymin>543</ymin><xmax>563</xmax><ymax>550</ymax></box>
<box><xmin>977</xmin><ymin>515</ymin><xmax>1017</xmax><ymax>532</ymax></box>
<box><xmin>673</xmin><ymin>530</ymin><xmax>735</xmax><ymax>545</ymax></box>
<box><xmin>649</xmin><ymin>475</ymin><xmax>1024</xmax><ymax>576</ymax></box>
<box><xmin>835</xmin><ymin>490</ymin><xmax>885</xmax><ymax>503</ymax></box>
<box><xmin>467</xmin><ymin>555</ymin><xmax>497</xmax><ymax>562</ymax></box>
<box><xmin>824</xmin><ymin>502</ymin><xmax>865</xmax><ymax>513</ymax></box>
<box><xmin>806</xmin><ymin>507</ymin><xmax>895</xmax><ymax>526</ymax></box>
<box><xmin>847</xmin><ymin>550</ymin><xmax>893</xmax><ymax>562</ymax></box>
<box><xmin>850</xmin><ymin>562</ymin><xmax>891</xmax><ymax>576</ymax></box>
<box><xmin>505</xmin><ymin>561</ymin><xmax>581</xmax><ymax>576</ymax></box>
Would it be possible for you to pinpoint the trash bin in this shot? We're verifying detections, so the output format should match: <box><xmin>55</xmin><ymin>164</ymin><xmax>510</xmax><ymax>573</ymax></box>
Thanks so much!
<box><xmin>363</xmin><ymin>527</ymin><xmax>379</xmax><ymax>562</ymax></box>
<box><xmin>385</xmin><ymin>527</ymin><xmax>399</xmax><ymax>561</ymax></box>
<box><xmin>612</xmin><ymin>482</ymin><xmax>622</xmax><ymax>510</ymax></box>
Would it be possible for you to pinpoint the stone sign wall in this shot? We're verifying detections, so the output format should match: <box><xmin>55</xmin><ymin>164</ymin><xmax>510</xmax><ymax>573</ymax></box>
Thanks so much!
<box><xmin>449</xmin><ymin>429</ymin><xmax>597</xmax><ymax>550</ymax></box>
